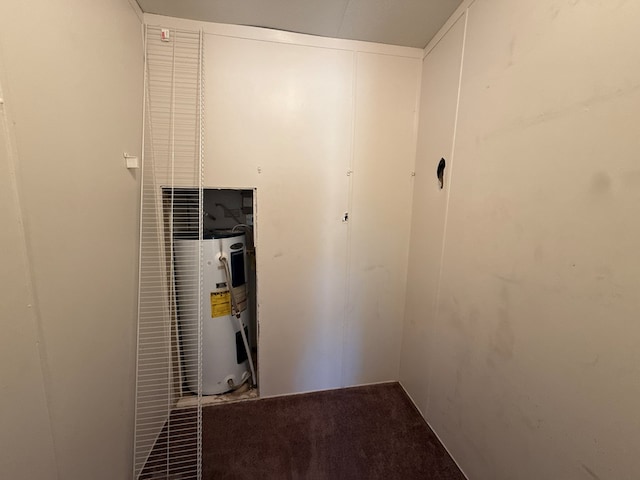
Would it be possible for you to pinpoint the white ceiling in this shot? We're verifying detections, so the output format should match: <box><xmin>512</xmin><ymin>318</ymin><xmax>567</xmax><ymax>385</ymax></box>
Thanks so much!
<box><xmin>135</xmin><ymin>0</ymin><xmax>463</xmax><ymax>49</ymax></box>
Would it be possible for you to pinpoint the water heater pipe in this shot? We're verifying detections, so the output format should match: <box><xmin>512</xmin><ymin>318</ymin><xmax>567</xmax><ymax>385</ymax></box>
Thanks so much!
<box><xmin>219</xmin><ymin>254</ymin><xmax>257</xmax><ymax>388</ymax></box>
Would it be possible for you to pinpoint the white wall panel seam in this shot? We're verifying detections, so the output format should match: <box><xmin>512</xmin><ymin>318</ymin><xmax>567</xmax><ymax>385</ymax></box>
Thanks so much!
<box><xmin>0</xmin><ymin>51</ymin><xmax>60</xmax><ymax>480</ymax></box>
<box><xmin>126</xmin><ymin>0</ymin><xmax>144</xmax><ymax>22</ymax></box>
<box><xmin>340</xmin><ymin>50</ymin><xmax>357</xmax><ymax>387</ymax></box>
<box><xmin>395</xmin><ymin>54</ymin><xmax>423</xmax><ymax>379</ymax></box>
<box><xmin>396</xmin><ymin>47</ymin><xmax>425</xmax><ymax>376</ymax></box>
<box><xmin>423</xmin><ymin>0</ymin><xmax>475</xmax><ymax>59</ymax></box>
<box><xmin>424</xmin><ymin>8</ymin><xmax>469</xmax><ymax>416</ymax></box>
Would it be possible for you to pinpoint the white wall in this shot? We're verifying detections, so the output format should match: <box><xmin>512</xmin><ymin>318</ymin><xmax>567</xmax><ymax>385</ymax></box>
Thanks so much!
<box><xmin>0</xmin><ymin>1</ymin><xmax>143</xmax><ymax>479</ymax></box>
<box><xmin>145</xmin><ymin>15</ymin><xmax>423</xmax><ymax>397</ymax></box>
<box><xmin>0</xmin><ymin>64</ymin><xmax>58</xmax><ymax>480</ymax></box>
<box><xmin>204</xmin><ymin>33</ymin><xmax>353</xmax><ymax>396</ymax></box>
<box><xmin>5</xmin><ymin>1</ymin><xmax>636</xmax><ymax>477</ymax></box>
<box><xmin>400</xmin><ymin>12</ymin><xmax>466</xmax><ymax>415</ymax></box>
<box><xmin>401</xmin><ymin>1</ymin><xmax>640</xmax><ymax>479</ymax></box>
<box><xmin>203</xmin><ymin>28</ymin><xmax>422</xmax><ymax>397</ymax></box>
<box><xmin>343</xmin><ymin>51</ymin><xmax>421</xmax><ymax>386</ymax></box>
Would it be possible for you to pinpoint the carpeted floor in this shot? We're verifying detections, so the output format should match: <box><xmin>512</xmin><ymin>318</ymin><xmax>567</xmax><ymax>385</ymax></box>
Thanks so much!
<box><xmin>142</xmin><ymin>382</ymin><xmax>465</xmax><ymax>479</ymax></box>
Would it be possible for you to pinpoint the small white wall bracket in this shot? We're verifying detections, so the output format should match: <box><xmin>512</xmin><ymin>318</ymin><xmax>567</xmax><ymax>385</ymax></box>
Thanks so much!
<box><xmin>124</xmin><ymin>152</ymin><xmax>139</xmax><ymax>169</ymax></box>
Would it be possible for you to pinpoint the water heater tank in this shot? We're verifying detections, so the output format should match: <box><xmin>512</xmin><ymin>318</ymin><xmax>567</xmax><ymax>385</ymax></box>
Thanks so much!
<box><xmin>174</xmin><ymin>232</ymin><xmax>251</xmax><ymax>395</ymax></box>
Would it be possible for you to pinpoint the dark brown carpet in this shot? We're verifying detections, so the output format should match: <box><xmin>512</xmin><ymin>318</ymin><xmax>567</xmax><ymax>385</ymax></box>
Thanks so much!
<box><xmin>142</xmin><ymin>382</ymin><xmax>465</xmax><ymax>479</ymax></box>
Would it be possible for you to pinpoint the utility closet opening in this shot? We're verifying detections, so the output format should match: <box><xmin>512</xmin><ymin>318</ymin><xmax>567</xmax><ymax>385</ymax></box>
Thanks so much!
<box><xmin>163</xmin><ymin>187</ymin><xmax>258</xmax><ymax>405</ymax></box>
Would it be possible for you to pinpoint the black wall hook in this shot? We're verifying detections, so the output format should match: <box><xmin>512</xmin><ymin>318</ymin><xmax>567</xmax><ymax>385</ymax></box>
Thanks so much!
<box><xmin>437</xmin><ymin>158</ymin><xmax>446</xmax><ymax>189</ymax></box>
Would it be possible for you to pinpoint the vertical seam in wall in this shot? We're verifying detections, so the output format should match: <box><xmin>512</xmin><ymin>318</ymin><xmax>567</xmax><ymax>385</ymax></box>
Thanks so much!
<box><xmin>126</xmin><ymin>0</ymin><xmax>144</xmax><ymax>23</ymax></box>
<box><xmin>340</xmin><ymin>49</ymin><xmax>358</xmax><ymax>387</ymax></box>
<box><xmin>397</xmin><ymin>54</ymin><xmax>424</xmax><ymax>380</ymax></box>
<box><xmin>0</xmin><ymin>53</ymin><xmax>60</xmax><ymax>479</ymax></box>
<box><xmin>423</xmin><ymin>0</ymin><xmax>476</xmax><ymax>59</ymax></box>
<box><xmin>424</xmin><ymin>8</ymin><xmax>469</xmax><ymax>416</ymax></box>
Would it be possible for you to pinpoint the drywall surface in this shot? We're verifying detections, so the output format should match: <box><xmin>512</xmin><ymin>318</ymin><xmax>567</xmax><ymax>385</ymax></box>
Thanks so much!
<box><xmin>402</xmin><ymin>1</ymin><xmax>640</xmax><ymax>479</ymax></box>
<box><xmin>0</xmin><ymin>1</ymin><xmax>143</xmax><ymax>479</ymax></box>
<box><xmin>143</xmin><ymin>15</ymin><xmax>422</xmax><ymax>396</ymax></box>
<box><xmin>343</xmin><ymin>52</ymin><xmax>421</xmax><ymax>386</ymax></box>
<box><xmin>400</xmin><ymin>14</ymin><xmax>466</xmax><ymax>415</ymax></box>
<box><xmin>0</xmin><ymin>73</ymin><xmax>57</xmax><ymax>479</ymax></box>
<box><xmin>203</xmin><ymin>32</ymin><xmax>421</xmax><ymax>396</ymax></box>
<box><xmin>206</xmin><ymin>34</ymin><xmax>352</xmax><ymax>395</ymax></box>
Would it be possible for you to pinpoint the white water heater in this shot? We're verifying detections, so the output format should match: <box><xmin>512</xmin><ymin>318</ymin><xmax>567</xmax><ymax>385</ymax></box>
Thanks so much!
<box><xmin>174</xmin><ymin>232</ymin><xmax>251</xmax><ymax>395</ymax></box>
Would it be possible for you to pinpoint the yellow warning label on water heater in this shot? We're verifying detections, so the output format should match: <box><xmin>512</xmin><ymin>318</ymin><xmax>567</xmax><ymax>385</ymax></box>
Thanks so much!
<box><xmin>210</xmin><ymin>291</ymin><xmax>231</xmax><ymax>318</ymax></box>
